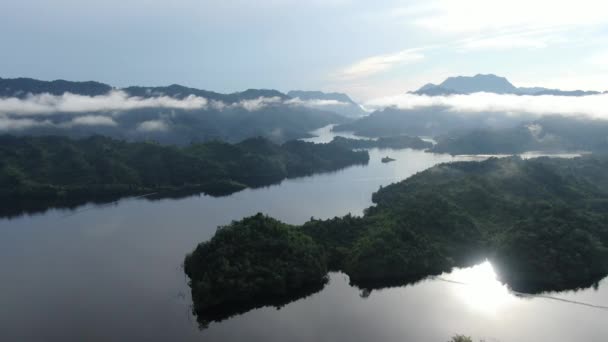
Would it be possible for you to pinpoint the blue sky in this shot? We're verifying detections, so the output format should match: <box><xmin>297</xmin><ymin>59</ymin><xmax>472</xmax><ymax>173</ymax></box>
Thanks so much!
<box><xmin>1</xmin><ymin>0</ymin><xmax>607</xmax><ymax>100</ymax></box>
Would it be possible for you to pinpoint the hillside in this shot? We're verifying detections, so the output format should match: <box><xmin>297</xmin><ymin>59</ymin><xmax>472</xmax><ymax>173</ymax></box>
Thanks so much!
<box><xmin>0</xmin><ymin>135</ymin><xmax>369</xmax><ymax>217</ymax></box>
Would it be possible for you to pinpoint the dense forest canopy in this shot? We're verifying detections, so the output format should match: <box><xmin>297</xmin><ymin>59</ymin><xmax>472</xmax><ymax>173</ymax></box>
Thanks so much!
<box><xmin>0</xmin><ymin>135</ymin><xmax>369</xmax><ymax>217</ymax></box>
<box><xmin>185</xmin><ymin>155</ymin><xmax>608</xmax><ymax>327</ymax></box>
<box><xmin>183</xmin><ymin>214</ymin><xmax>328</xmax><ymax>328</ymax></box>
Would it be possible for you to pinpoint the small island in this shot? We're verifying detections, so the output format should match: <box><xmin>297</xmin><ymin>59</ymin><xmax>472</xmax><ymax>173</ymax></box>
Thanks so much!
<box><xmin>184</xmin><ymin>155</ymin><xmax>608</xmax><ymax>327</ymax></box>
<box><xmin>381</xmin><ymin>156</ymin><xmax>396</xmax><ymax>163</ymax></box>
<box><xmin>0</xmin><ymin>135</ymin><xmax>369</xmax><ymax>217</ymax></box>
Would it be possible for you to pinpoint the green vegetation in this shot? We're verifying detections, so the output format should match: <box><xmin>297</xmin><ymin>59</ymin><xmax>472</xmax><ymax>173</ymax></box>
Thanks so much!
<box><xmin>0</xmin><ymin>135</ymin><xmax>369</xmax><ymax>217</ymax></box>
<box><xmin>448</xmin><ymin>335</ymin><xmax>473</xmax><ymax>342</ymax></box>
<box><xmin>184</xmin><ymin>214</ymin><xmax>328</xmax><ymax>328</ymax></box>
<box><xmin>185</xmin><ymin>155</ymin><xmax>608</xmax><ymax>326</ymax></box>
<box><xmin>330</xmin><ymin>136</ymin><xmax>432</xmax><ymax>150</ymax></box>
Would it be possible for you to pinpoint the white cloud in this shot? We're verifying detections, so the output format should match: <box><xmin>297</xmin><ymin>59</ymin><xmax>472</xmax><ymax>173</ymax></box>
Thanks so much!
<box><xmin>136</xmin><ymin>120</ymin><xmax>169</xmax><ymax>132</ymax></box>
<box><xmin>68</xmin><ymin>115</ymin><xmax>117</xmax><ymax>127</ymax></box>
<box><xmin>0</xmin><ymin>91</ymin><xmax>360</xmax><ymax>126</ymax></box>
<box><xmin>236</xmin><ymin>96</ymin><xmax>283</xmax><ymax>111</ymax></box>
<box><xmin>0</xmin><ymin>91</ymin><xmax>209</xmax><ymax>116</ymax></box>
<box><xmin>0</xmin><ymin>115</ymin><xmax>51</xmax><ymax>131</ymax></box>
<box><xmin>456</xmin><ymin>29</ymin><xmax>565</xmax><ymax>51</ymax></box>
<box><xmin>335</xmin><ymin>48</ymin><xmax>425</xmax><ymax>80</ymax></box>
<box><xmin>285</xmin><ymin>97</ymin><xmax>349</xmax><ymax>108</ymax></box>
<box><xmin>587</xmin><ymin>51</ymin><xmax>608</xmax><ymax>69</ymax></box>
<box><xmin>411</xmin><ymin>0</ymin><xmax>608</xmax><ymax>34</ymax></box>
<box><xmin>365</xmin><ymin>93</ymin><xmax>608</xmax><ymax>120</ymax></box>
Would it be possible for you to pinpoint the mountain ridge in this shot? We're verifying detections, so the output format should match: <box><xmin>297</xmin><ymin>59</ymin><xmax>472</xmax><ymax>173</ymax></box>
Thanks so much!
<box><xmin>0</xmin><ymin>76</ymin><xmax>294</xmax><ymax>103</ymax></box>
<box><xmin>411</xmin><ymin>74</ymin><xmax>603</xmax><ymax>96</ymax></box>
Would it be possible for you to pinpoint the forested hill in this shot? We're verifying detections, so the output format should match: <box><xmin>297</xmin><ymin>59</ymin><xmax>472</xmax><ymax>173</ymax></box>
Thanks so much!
<box><xmin>185</xmin><ymin>155</ymin><xmax>608</xmax><ymax>327</ymax></box>
<box><xmin>0</xmin><ymin>135</ymin><xmax>369</xmax><ymax>217</ymax></box>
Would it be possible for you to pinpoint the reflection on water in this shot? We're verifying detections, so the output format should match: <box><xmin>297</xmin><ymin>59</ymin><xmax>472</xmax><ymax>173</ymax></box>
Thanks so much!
<box><xmin>0</xmin><ymin>127</ymin><xmax>606</xmax><ymax>342</ymax></box>
<box><xmin>438</xmin><ymin>261</ymin><xmax>516</xmax><ymax>315</ymax></box>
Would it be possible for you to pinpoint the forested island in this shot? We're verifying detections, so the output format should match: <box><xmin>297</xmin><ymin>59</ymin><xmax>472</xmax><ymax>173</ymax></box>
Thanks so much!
<box><xmin>185</xmin><ymin>155</ymin><xmax>608</xmax><ymax>327</ymax></box>
<box><xmin>0</xmin><ymin>135</ymin><xmax>369</xmax><ymax>217</ymax></box>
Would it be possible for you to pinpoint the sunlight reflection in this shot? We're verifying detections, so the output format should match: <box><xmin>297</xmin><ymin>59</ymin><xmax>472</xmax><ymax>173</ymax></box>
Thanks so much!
<box><xmin>441</xmin><ymin>261</ymin><xmax>516</xmax><ymax>315</ymax></box>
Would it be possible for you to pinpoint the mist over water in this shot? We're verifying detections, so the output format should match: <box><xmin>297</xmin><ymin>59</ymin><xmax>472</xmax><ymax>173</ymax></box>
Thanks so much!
<box><xmin>0</xmin><ymin>126</ymin><xmax>606</xmax><ymax>342</ymax></box>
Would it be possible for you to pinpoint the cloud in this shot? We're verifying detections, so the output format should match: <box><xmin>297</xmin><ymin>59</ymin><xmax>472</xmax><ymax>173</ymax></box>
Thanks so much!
<box><xmin>456</xmin><ymin>29</ymin><xmax>565</xmax><ymax>51</ymax></box>
<box><xmin>335</xmin><ymin>48</ymin><xmax>425</xmax><ymax>80</ymax></box>
<box><xmin>0</xmin><ymin>91</ymin><xmax>209</xmax><ymax>116</ymax></box>
<box><xmin>411</xmin><ymin>0</ymin><xmax>608</xmax><ymax>34</ymax></box>
<box><xmin>587</xmin><ymin>50</ymin><xmax>608</xmax><ymax>69</ymax></box>
<box><xmin>136</xmin><ymin>120</ymin><xmax>169</xmax><ymax>132</ymax></box>
<box><xmin>365</xmin><ymin>93</ymin><xmax>608</xmax><ymax>120</ymax></box>
<box><xmin>68</xmin><ymin>115</ymin><xmax>118</xmax><ymax>127</ymax></box>
<box><xmin>0</xmin><ymin>91</ymin><xmax>356</xmax><ymax>131</ymax></box>
<box><xmin>0</xmin><ymin>115</ymin><xmax>52</xmax><ymax>131</ymax></box>
<box><xmin>236</xmin><ymin>96</ymin><xmax>283</xmax><ymax>111</ymax></box>
<box><xmin>285</xmin><ymin>97</ymin><xmax>349</xmax><ymax>108</ymax></box>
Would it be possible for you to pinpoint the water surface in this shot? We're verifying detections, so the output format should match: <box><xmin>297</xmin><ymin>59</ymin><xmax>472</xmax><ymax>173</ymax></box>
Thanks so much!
<box><xmin>0</xmin><ymin>128</ymin><xmax>606</xmax><ymax>342</ymax></box>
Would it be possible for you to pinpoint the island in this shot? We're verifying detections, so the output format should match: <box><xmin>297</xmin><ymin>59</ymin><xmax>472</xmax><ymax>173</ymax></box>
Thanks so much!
<box><xmin>0</xmin><ymin>135</ymin><xmax>369</xmax><ymax>217</ymax></box>
<box><xmin>184</xmin><ymin>154</ymin><xmax>608</xmax><ymax>327</ymax></box>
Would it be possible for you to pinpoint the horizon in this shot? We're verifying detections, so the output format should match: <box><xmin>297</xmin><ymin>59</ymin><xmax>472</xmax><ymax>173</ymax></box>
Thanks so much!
<box><xmin>1</xmin><ymin>72</ymin><xmax>605</xmax><ymax>101</ymax></box>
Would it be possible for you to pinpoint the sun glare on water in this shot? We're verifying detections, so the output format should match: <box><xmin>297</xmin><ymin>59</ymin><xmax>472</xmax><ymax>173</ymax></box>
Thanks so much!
<box><xmin>442</xmin><ymin>261</ymin><xmax>516</xmax><ymax>315</ymax></box>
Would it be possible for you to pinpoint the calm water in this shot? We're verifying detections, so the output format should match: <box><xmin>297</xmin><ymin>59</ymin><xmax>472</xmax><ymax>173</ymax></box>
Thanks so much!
<box><xmin>1</xmin><ymin>127</ymin><xmax>606</xmax><ymax>342</ymax></box>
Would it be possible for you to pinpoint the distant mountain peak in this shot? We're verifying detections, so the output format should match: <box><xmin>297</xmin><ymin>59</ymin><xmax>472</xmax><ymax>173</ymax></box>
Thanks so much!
<box><xmin>438</xmin><ymin>74</ymin><xmax>517</xmax><ymax>94</ymax></box>
<box><xmin>412</xmin><ymin>74</ymin><xmax>602</xmax><ymax>97</ymax></box>
<box><xmin>417</xmin><ymin>83</ymin><xmax>438</xmax><ymax>92</ymax></box>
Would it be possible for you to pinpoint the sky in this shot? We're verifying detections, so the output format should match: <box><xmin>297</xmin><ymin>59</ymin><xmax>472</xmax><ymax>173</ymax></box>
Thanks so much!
<box><xmin>1</xmin><ymin>0</ymin><xmax>607</xmax><ymax>101</ymax></box>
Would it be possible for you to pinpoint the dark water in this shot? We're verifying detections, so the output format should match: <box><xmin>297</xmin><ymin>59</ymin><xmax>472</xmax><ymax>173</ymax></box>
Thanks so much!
<box><xmin>1</xmin><ymin>127</ymin><xmax>606</xmax><ymax>342</ymax></box>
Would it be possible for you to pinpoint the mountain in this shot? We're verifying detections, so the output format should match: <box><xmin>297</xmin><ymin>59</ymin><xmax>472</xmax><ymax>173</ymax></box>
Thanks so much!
<box><xmin>0</xmin><ymin>77</ymin><xmax>291</xmax><ymax>103</ymax></box>
<box><xmin>287</xmin><ymin>90</ymin><xmax>367</xmax><ymax>117</ymax></box>
<box><xmin>332</xmin><ymin>106</ymin><xmax>532</xmax><ymax>137</ymax></box>
<box><xmin>124</xmin><ymin>85</ymin><xmax>291</xmax><ymax>102</ymax></box>
<box><xmin>0</xmin><ymin>77</ymin><xmax>350</xmax><ymax>144</ymax></box>
<box><xmin>431</xmin><ymin>115</ymin><xmax>608</xmax><ymax>155</ymax></box>
<box><xmin>412</xmin><ymin>74</ymin><xmax>516</xmax><ymax>95</ymax></box>
<box><xmin>439</xmin><ymin>74</ymin><xmax>518</xmax><ymax>94</ymax></box>
<box><xmin>412</xmin><ymin>74</ymin><xmax>602</xmax><ymax>96</ymax></box>
<box><xmin>0</xmin><ymin>77</ymin><xmax>113</xmax><ymax>98</ymax></box>
<box><xmin>527</xmin><ymin>89</ymin><xmax>601</xmax><ymax>96</ymax></box>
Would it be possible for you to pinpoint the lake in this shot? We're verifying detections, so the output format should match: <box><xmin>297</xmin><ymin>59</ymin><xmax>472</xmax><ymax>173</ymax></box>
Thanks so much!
<box><xmin>1</xmin><ymin>127</ymin><xmax>606</xmax><ymax>342</ymax></box>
